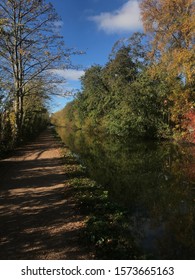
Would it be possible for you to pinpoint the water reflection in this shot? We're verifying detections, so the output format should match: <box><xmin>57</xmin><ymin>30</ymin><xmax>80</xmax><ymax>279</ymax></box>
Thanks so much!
<box><xmin>56</xmin><ymin>127</ymin><xmax>195</xmax><ymax>259</ymax></box>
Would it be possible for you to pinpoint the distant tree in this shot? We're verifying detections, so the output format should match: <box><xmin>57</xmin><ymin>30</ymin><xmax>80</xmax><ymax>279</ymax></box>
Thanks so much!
<box><xmin>22</xmin><ymin>79</ymin><xmax>49</xmax><ymax>137</ymax></box>
<box><xmin>0</xmin><ymin>0</ymin><xmax>77</xmax><ymax>141</ymax></box>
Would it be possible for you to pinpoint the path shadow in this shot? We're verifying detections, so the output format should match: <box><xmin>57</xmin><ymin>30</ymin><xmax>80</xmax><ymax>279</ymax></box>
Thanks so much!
<box><xmin>0</xmin><ymin>130</ymin><xmax>90</xmax><ymax>260</ymax></box>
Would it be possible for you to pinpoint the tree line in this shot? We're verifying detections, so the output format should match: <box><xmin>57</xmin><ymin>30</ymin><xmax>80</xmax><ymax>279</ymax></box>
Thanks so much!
<box><xmin>52</xmin><ymin>0</ymin><xmax>194</xmax><ymax>141</ymax></box>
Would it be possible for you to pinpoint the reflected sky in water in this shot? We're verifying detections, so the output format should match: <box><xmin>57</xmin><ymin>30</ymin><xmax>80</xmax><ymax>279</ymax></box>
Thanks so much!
<box><xmin>56</xmin><ymin>127</ymin><xmax>195</xmax><ymax>259</ymax></box>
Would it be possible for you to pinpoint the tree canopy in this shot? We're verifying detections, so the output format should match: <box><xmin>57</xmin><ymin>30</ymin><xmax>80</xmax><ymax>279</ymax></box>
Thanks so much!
<box><xmin>140</xmin><ymin>0</ymin><xmax>195</xmax><ymax>133</ymax></box>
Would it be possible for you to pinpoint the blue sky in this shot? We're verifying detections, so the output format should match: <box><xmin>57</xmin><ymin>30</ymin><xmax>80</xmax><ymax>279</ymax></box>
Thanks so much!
<box><xmin>48</xmin><ymin>0</ymin><xmax>143</xmax><ymax>112</ymax></box>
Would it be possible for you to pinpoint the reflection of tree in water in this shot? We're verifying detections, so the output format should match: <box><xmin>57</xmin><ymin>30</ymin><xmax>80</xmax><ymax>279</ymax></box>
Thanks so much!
<box><xmin>56</xmin><ymin>127</ymin><xmax>195</xmax><ymax>259</ymax></box>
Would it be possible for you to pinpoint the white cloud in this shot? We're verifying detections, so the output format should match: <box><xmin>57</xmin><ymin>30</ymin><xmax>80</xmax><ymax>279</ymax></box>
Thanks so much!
<box><xmin>50</xmin><ymin>69</ymin><xmax>85</xmax><ymax>81</ymax></box>
<box><xmin>89</xmin><ymin>0</ymin><xmax>142</xmax><ymax>34</ymax></box>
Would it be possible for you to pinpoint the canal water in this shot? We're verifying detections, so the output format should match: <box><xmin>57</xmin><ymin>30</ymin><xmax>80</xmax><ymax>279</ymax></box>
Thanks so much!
<box><xmin>56</xmin><ymin>127</ymin><xmax>195</xmax><ymax>259</ymax></box>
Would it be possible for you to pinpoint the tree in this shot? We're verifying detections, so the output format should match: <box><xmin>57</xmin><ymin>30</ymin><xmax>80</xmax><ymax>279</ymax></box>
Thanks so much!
<box><xmin>0</xmin><ymin>0</ymin><xmax>76</xmax><ymax>140</ymax></box>
<box><xmin>79</xmin><ymin>65</ymin><xmax>108</xmax><ymax>123</ymax></box>
<box><xmin>140</xmin><ymin>0</ymin><xmax>194</xmax><ymax>67</ymax></box>
<box><xmin>110</xmin><ymin>32</ymin><xmax>150</xmax><ymax>71</ymax></box>
<box><xmin>140</xmin><ymin>0</ymin><xmax>195</xmax><ymax>134</ymax></box>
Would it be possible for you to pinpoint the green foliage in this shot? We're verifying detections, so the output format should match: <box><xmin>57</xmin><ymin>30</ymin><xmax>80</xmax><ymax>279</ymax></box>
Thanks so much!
<box><xmin>54</xmin><ymin>32</ymin><xmax>174</xmax><ymax>139</ymax></box>
<box><xmin>53</xmin><ymin>14</ymin><xmax>194</xmax><ymax>141</ymax></box>
<box><xmin>83</xmin><ymin>190</ymin><xmax>141</xmax><ymax>260</ymax></box>
<box><xmin>70</xmin><ymin>174</ymin><xmax>142</xmax><ymax>259</ymax></box>
<box><xmin>79</xmin><ymin>65</ymin><xmax>108</xmax><ymax>125</ymax></box>
<box><xmin>51</xmin><ymin>99</ymin><xmax>81</xmax><ymax>129</ymax></box>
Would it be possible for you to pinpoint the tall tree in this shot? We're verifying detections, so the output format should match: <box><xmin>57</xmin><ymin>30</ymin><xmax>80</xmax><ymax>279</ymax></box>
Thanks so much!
<box><xmin>140</xmin><ymin>0</ymin><xmax>195</xmax><ymax>131</ymax></box>
<box><xmin>140</xmin><ymin>0</ymin><xmax>194</xmax><ymax>72</ymax></box>
<box><xmin>0</xmin><ymin>0</ymin><xmax>75</xmax><ymax>140</ymax></box>
<box><xmin>80</xmin><ymin>65</ymin><xmax>108</xmax><ymax>121</ymax></box>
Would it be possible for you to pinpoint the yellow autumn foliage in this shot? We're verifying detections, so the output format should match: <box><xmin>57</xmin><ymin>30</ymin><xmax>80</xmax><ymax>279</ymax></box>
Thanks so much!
<box><xmin>140</xmin><ymin>0</ymin><xmax>195</xmax><ymax>82</ymax></box>
<box><xmin>140</xmin><ymin>0</ymin><xmax>194</xmax><ymax>136</ymax></box>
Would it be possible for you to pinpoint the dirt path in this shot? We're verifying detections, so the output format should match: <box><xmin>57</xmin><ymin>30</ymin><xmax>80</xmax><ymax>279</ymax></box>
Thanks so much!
<box><xmin>0</xmin><ymin>129</ymin><xmax>91</xmax><ymax>260</ymax></box>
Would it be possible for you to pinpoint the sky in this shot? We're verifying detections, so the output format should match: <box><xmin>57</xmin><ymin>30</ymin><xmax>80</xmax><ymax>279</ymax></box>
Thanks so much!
<box><xmin>48</xmin><ymin>0</ymin><xmax>143</xmax><ymax>112</ymax></box>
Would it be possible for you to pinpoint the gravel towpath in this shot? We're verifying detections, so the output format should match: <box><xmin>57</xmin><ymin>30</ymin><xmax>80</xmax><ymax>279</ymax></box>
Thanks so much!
<box><xmin>0</xmin><ymin>129</ymin><xmax>91</xmax><ymax>260</ymax></box>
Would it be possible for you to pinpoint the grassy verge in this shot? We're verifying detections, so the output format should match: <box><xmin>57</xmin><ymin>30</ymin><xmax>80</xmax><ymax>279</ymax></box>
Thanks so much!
<box><xmin>53</xmin><ymin>129</ymin><xmax>143</xmax><ymax>260</ymax></box>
